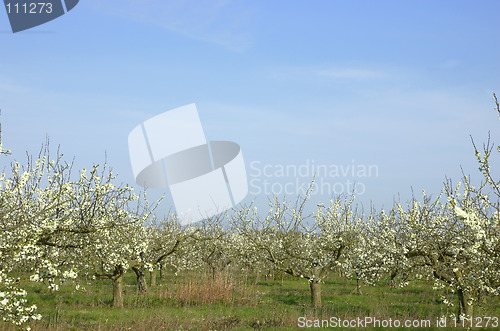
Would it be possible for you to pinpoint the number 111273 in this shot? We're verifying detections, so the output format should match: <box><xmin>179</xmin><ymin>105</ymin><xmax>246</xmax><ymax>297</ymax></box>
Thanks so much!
<box><xmin>5</xmin><ymin>2</ymin><xmax>53</xmax><ymax>14</ymax></box>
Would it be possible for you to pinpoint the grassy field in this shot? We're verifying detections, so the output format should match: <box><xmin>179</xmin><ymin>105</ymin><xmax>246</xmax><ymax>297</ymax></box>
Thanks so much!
<box><xmin>2</xmin><ymin>269</ymin><xmax>499</xmax><ymax>330</ymax></box>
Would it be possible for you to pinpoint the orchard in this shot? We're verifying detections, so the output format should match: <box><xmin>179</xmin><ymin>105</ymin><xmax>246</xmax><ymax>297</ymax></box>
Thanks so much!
<box><xmin>0</xmin><ymin>95</ymin><xmax>499</xmax><ymax>330</ymax></box>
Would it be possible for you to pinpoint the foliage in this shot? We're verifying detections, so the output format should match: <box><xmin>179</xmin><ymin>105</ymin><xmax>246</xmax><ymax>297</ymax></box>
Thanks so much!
<box><xmin>0</xmin><ymin>94</ymin><xmax>499</xmax><ymax>327</ymax></box>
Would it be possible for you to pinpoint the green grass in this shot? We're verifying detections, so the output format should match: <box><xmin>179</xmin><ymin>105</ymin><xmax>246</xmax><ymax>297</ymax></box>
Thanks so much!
<box><xmin>2</xmin><ymin>269</ymin><xmax>499</xmax><ymax>330</ymax></box>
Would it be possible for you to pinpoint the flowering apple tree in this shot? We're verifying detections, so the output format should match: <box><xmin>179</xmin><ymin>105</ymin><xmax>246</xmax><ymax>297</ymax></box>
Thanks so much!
<box><xmin>232</xmin><ymin>188</ymin><xmax>363</xmax><ymax>308</ymax></box>
<box><xmin>0</xmin><ymin>145</ymin><xmax>76</xmax><ymax>326</ymax></box>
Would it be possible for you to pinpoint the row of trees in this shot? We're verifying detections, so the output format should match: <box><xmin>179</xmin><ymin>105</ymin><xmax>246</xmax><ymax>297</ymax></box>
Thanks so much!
<box><xmin>0</xmin><ymin>96</ymin><xmax>499</xmax><ymax>327</ymax></box>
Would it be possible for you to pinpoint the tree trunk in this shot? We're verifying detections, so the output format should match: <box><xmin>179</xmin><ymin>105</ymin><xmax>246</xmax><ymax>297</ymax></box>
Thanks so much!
<box><xmin>457</xmin><ymin>289</ymin><xmax>473</xmax><ymax>320</ymax></box>
<box><xmin>150</xmin><ymin>269</ymin><xmax>157</xmax><ymax>287</ymax></box>
<box><xmin>309</xmin><ymin>279</ymin><xmax>322</xmax><ymax>308</ymax></box>
<box><xmin>254</xmin><ymin>269</ymin><xmax>261</xmax><ymax>285</ymax></box>
<box><xmin>390</xmin><ymin>270</ymin><xmax>399</xmax><ymax>288</ymax></box>
<box><xmin>352</xmin><ymin>273</ymin><xmax>362</xmax><ymax>295</ymax></box>
<box><xmin>160</xmin><ymin>263</ymin><xmax>165</xmax><ymax>280</ymax></box>
<box><xmin>112</xmin><ymin>265</ymin><xmax>125</xmax><ymax>308</ymax></box>
<box><xmin>132</xmin><ymin>266</ymin><xmax>148</xmax><ymax>294</ymax></box>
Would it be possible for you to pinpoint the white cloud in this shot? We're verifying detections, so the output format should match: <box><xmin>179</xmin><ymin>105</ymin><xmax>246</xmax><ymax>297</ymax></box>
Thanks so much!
<box><xmin>0</xmin><ymin>82</ymin><xmax>30</xmax><ymax>93</ymax></box>
<box><xmin>316</xmin><ymin>68</ymin><xmax>384</xmax><ymax>80</ymax></box>
<box><xmin>269</xmin><ymin>65</ymin><xmax>388</xmax><ymax>82</ymax></box>
<box><xmin>436</xmin><ymin>59</ymin><xmax>461</xmax><ymax>69</ymax></box>
<box><xmin>116</xmin><ymin>109</ymin><xmax>155</xmax><ymax>122</ymax></box>
<box><xmin>86</xmin><ymin>0</ymin><xmax>258</xmax><ymax>52</ymax></box>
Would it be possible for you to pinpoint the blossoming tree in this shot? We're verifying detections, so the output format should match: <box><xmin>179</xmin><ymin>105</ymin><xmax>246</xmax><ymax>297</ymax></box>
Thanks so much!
<box><xmin>232</xmin><ymin>189</ymin><xmax>363</xmax><ymax>308</ymax></box>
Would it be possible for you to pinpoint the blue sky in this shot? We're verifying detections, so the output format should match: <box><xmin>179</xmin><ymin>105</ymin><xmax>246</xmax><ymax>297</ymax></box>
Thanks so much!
<box><xmin>1</xmin><ymin>0</ymin><xmax>499</xmax><ymax>217</ymax></box>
